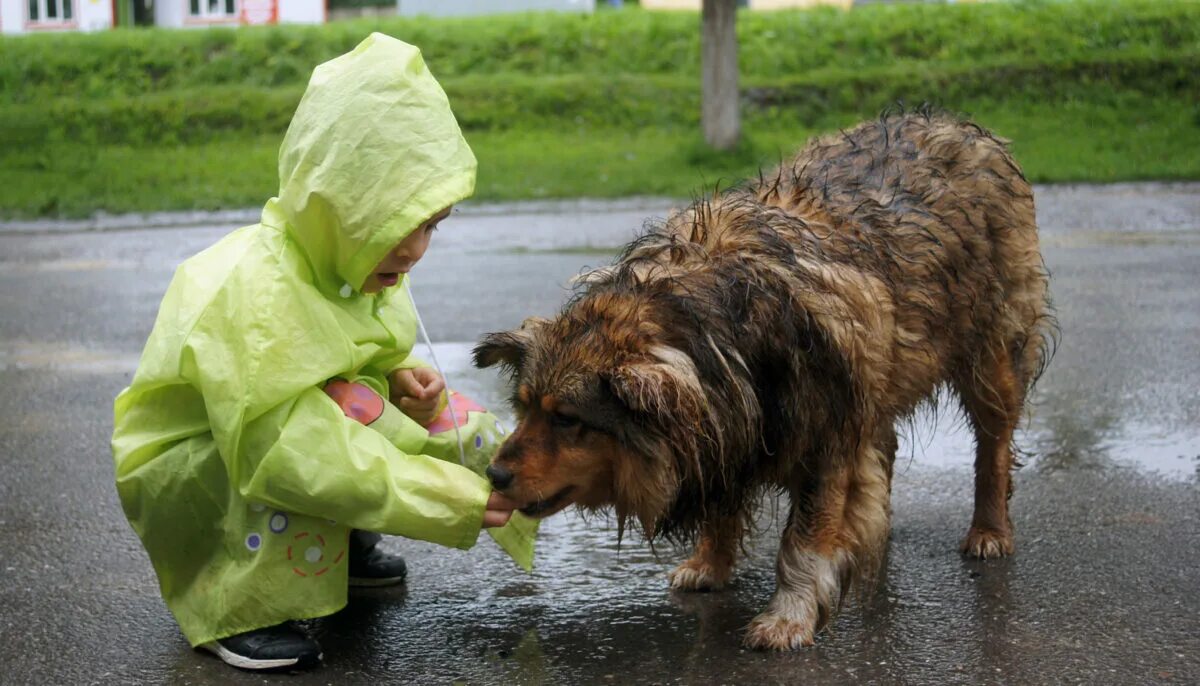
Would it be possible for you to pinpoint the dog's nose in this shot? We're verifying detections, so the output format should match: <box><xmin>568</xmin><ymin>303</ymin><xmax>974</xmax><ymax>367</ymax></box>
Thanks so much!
<box><xmin>486</xmin><ymin>464</ymin><xmax>514</xmax><ymax>490</ymax></box>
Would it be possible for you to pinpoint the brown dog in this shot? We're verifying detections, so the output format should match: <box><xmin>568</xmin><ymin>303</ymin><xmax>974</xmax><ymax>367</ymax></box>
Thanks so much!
<box><xmin>474</xmin><ymin>112</ymin><xmax>1054</xmax><ymax>650</ymax></box>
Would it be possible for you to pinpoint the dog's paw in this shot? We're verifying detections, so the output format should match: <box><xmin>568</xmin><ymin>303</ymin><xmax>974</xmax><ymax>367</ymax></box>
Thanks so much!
<box><xmin>667</xmin><ymin>558</ymin><xmax>729</xmax><ymax>592</ymax></box>
<box><xmin>960</xmin><ymin>526</ymin><xmax>1014</xmax><ymax>559</ymax></box>
<box><xmin>743</xmin><ymin>612</ymin><xmax>816</xmax><ymax>651</ymax></box>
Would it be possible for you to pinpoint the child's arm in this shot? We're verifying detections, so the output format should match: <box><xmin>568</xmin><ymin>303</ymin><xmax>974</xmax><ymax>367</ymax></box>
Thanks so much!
<box><xmin>322</xmin><ymin>377</ymin><xmax>514</xmax><ymax>528</ymax></box>
<box><xmin>227</xmin><ymin>385</ymin><xmax>489</xmax><ymax>548</ymax></box>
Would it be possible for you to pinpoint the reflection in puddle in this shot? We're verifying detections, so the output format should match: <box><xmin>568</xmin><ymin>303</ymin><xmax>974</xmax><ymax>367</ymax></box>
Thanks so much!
<box><xmin>481</xmin><ymin>629</ymin><xmax>548</xmax><ymax>685</ymax></box>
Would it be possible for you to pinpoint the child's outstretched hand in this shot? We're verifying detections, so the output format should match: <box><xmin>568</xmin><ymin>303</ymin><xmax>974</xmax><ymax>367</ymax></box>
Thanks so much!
<box><xmin>389</xmin><ymin>367</ymin><xmax>446</xmax><ymax>425</ymax></box>
<box><xmin>484</xmin><ymin>491</ymin><xmax>519</xmax><ymax>528</ymax></box>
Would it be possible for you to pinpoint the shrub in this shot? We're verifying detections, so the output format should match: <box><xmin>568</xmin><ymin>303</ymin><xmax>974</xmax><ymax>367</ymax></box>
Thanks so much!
<box><xmin>3</xmin><ymin>48</ymin><xmax>1193</xmax><ymax>148</ymax></box>
<box><xmin>1</xmin><ymin>0</ymin><xmax>1196</xmax><ymax>102</ymax></box>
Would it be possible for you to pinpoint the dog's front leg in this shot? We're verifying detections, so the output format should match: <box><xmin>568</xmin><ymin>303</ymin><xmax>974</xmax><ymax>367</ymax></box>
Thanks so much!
<box><xmin>743</xmin><ymin>475</ymin><xmax>851</xmax><ymax>650</ymax></box>
<box><xmin>744</xmin><ymin>443</ymin><xmax>893</xmax><ymax>649</ymax></box>
<box><xmin>668</xmin><ymin>513</ymin><xmax>744</xmax><ymax>592</ymax></box>
<box><xmin>744</xmin><ymin>436</ymin><xmax>897</xmax><ymax>652</ymax></box>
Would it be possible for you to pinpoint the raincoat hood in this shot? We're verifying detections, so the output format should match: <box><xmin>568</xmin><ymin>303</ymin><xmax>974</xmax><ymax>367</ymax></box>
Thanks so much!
<box><xmin>267</xmin><ymin>33</ymin><xmax>477</xmax><ymax>293</ymax></box>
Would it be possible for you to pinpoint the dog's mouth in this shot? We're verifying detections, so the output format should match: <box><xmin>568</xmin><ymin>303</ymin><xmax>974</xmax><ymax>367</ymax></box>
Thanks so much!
<box><xmin>518</xmin><ymin>486</ymin><xmax>575</xmax><ymax>518</ymax></box>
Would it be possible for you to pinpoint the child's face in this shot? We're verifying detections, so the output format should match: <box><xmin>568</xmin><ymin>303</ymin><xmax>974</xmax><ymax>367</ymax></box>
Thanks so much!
<box><xmin>362</xmin><ymin>205</ymin><xmax>453</xmax><ymax>293</ymax></box>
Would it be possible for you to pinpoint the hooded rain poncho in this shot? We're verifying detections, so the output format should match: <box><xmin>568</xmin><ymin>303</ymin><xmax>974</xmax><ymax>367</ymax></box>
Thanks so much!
<box><xmin>111</xmin><ymin>33</ymin><xmax>535</xmax><ymax>647</ymax></box>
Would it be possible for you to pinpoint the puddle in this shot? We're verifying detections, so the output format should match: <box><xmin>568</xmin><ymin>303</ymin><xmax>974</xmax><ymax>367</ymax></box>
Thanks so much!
<box><xmin>893</xmin><ymin>404</ymin><xmax>1199</xmax><ymax>479</ymax></box>
<box><xmin>0</xmin><ymin>258</ymin><xmax>141</xmax><ymax>273</ymax></box>
<box><xmin>1042</xmin><ymin>229</ymin><xmax>1200</xmax><ymax>248</ymax></box>
<box><xmin>0</xmin><ymin>341</ymin><xmax>140</xmax><ymax>375</ymax></box>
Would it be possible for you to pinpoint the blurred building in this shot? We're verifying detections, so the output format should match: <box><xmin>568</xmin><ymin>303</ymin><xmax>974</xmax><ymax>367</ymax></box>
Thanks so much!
<box><xmin>0</xmin><ymin>0</ymin><xmax>324</xmax><ymax>33</ymax></box>
<box><xmin>0</xmin><ymin>0</ymin><xmax>593</xmax><ymax>33</ymax></box>
<box><xmin>1</xmin><ymin>0</ymin><xmax>113</xmax><ymax>31</ymax></box>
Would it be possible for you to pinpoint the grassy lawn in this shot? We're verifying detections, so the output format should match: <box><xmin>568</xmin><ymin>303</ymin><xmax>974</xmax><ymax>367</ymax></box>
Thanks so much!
<box><xmin>3</xmin><ymin>95</ymin><xmax>1195</xmax><ymax>218</ymax></box>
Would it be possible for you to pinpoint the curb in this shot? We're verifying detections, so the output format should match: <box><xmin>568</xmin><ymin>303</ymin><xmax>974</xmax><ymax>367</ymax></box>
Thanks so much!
<box><xmin>0</xmin><ymin>196</ymin><xmax>683</xmax><ymax>236</ymax></box>
<box><xmin>2</xmin><ymin>182</ymin><xmax>1197</xmax><ymax>236</ymax></box>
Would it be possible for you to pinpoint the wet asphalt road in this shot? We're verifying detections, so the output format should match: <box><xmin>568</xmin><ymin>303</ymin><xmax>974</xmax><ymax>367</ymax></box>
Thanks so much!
<box><xmin>1</xmin><ymin>183</ymin><xmax>1198</xmax><ymax>685</ymax></box>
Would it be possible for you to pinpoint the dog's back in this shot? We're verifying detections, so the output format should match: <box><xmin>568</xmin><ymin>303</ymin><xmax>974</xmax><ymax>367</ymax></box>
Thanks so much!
<box><xmin>654</xmin><ymin>112</ymin><xmax>1051</xmax><ymax>419</ymax></box>
<box><xmin>786</xmin><ymin>113</ymin><xmax>1050</xmax><ymax>394</ymax></box>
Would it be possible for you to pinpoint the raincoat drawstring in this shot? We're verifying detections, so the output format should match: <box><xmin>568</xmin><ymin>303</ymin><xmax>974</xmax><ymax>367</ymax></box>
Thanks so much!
<box><xmin>405</xmin><ymin>282</ymin><xmax>467</xmax><ymax>468</ymax></box>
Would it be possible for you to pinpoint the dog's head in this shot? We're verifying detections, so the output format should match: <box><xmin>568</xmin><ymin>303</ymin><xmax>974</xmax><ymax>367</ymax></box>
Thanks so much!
<box><xmin>473</xmin><ymin>295</ymin><xmax>713</xmax><ymax>534</ymax></box>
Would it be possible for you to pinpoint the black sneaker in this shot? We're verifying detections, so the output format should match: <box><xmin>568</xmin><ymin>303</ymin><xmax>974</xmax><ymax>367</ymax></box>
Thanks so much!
<box><xmin>348</xmin><ymin>542</ymin><xmax>408</xmax><ymax>587</ymax></box>
<box><xmin>200</xmin><ymin>622</ymin><xmax>322</xmax><ymax>672</ymax></box>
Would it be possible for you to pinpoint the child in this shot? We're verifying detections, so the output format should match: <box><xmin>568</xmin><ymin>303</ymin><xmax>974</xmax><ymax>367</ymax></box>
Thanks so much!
<box><xmin>111</xmin><ymin>34</ymin><xmax>534</xmax><ymax>672</ymax></box>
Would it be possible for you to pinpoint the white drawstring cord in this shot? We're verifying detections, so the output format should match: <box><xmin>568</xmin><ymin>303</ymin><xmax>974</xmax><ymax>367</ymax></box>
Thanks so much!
<box><xmin>404</xmin><ymin>280</ymin><xmax>467</xmax><ymax>467</ymax></box>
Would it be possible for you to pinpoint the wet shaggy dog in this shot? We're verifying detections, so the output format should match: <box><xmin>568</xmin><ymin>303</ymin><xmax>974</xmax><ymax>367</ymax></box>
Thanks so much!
<box><xmin>474</xmin><ymin>112</ymin><xmax>1054</xmax><ymax>650</ymax></box>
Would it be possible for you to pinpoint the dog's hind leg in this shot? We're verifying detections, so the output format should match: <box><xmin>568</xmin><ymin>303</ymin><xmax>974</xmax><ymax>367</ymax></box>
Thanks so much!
<box><xmin>957</xmin><ymin>343</ymin><xmax>1024</xmax><ymax>559</ymax></box>
<box><xmin>668</xmin><ymin>513</ymin><xmax>744</xmax><ymax>592</ymax></box>
<box><xmin>842</xmin><ymin>426</ymin><xmax>897</xmax><ymax>581</ymax></box>
<box><xmin>743</xmin><ymin>436</ymin><xmax>895</xmax><ymax>650</ymax></box>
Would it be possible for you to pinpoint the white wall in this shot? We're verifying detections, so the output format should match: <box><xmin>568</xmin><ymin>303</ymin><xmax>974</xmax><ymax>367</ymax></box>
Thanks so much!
<box><xmin>155</xmin><ymin>0</ymin><xmax>185</xmax><ymax>28</ymax></box>
<box><xmin>77</xmin><ymin>0</ymin><xmax>113</xmax><ymax>29</ymax></box>
<box><xmin>1</xmin><ymin>0</ymin><xmax>24</xmax><ymax>34</ymax></box>
<box><xmin>1</xmin><ymin>0</ymin><xmax>113</xmax><ymax>34</ymax></box>
<box><xmin>277</xmin><ymin>0</ymin><xmax>322</xmax><ymax>24</ymax></box>
<box><xmin>398</xmin><ymin>0</ymin><xmax>594</xmax><ymax>18</ymax></box>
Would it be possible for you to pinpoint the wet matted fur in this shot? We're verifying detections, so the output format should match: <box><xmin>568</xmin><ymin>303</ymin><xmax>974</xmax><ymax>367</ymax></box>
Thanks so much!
<box><xmin>474</xmin><ymin>112</ymin><xmax>1055</xmax><ymax>650</ymax></box>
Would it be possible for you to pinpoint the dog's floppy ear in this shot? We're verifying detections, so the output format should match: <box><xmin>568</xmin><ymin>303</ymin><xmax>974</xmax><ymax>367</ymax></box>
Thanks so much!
<box><xmin>608</xmin><ymin>346</ymin><xmax>706</xmax><ymax>422</ymax></box>
<box><xmin>472</xmin><ymin>317</ymin><xmax>549</xmax><ymax>372</ymax></box>
<box><xmin>608</xmin><ymin>345</ymin><xmax>709</xmax><ymax>531</ymax></box>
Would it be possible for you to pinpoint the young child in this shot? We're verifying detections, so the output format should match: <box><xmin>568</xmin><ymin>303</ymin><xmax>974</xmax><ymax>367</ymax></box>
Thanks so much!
<box><xmin>111</xmin><ymin>34</ymin><xmax>534</xmax><ymax>672</ymax></box>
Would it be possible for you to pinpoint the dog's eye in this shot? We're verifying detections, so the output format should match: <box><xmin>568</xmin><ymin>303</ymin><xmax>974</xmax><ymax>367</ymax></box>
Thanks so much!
<box><xmin>550</xmin><ymin>412</ymin><xmax>581</xmax><ymax>429</ymax></box>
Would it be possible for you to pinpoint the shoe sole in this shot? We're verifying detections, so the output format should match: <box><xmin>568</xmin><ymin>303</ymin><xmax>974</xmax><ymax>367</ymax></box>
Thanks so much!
<box><xmin>348</xmin><ymin>575</ymin><xmax>407</xmax><ymax>588</ymax></box>
<box><xmin>200</xmin><ymin>642</ymin><xmax>322</xmax><ymax>671</ymax></box>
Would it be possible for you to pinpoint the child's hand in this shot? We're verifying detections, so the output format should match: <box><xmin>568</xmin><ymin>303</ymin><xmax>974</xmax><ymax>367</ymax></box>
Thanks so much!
<box><xmin>483</xmin><ymin>491</ymin><xmax>519</xmax><ymax>528</ymax></box>
<box><xmin>389</xmin><ymin>367</ymin><xmax>446</xmax><ymax>425</ymax></box>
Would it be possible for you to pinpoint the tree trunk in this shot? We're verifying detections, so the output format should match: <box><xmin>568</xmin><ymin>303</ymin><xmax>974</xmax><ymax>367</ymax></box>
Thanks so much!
<box><xmin>701</xmin><ymin>0</ymin><xmax>740</xmax><ymax>150</ymax></box>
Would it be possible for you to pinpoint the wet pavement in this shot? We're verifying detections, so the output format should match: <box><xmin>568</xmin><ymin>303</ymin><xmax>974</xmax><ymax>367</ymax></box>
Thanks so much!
<box><xmin>1</xmin><ymin>183</ymin><xmax>1198</xmax><ymax>685</ymax></box>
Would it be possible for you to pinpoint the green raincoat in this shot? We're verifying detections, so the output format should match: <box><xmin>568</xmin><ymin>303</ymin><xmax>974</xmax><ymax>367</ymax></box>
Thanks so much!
<box><xmin>111</xmin><ymin>33</ymin><xmax>535</xmax><ymax>648</ymax></box>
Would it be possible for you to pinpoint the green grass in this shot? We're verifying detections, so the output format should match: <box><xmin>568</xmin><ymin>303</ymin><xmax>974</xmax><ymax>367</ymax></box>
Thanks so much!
<box><xmin>0</xmin><ymin>140</ymin><xmax>280</xmax><ymax>216</ymax></box>
<box><xmin>3</xmin><ymin>96</ymin><xmax>1196</xmax><ymax>218</ymax></box>
<box><xmin>1</xmin><ymin>0</ymin><xmax>1197</xmax><ymax>218</ymax></box>
<box><xmin>978</xmin><ymin>98</ymin><xmax>1200</xmax><ymax>182</ymax></box>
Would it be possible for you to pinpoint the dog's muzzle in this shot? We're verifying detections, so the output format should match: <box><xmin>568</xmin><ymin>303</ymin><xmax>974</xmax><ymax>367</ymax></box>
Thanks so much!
<box><xmin>485</xmin><ymin>464</ymin><xmax>514</xmax><ymax>490</ymax></box>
